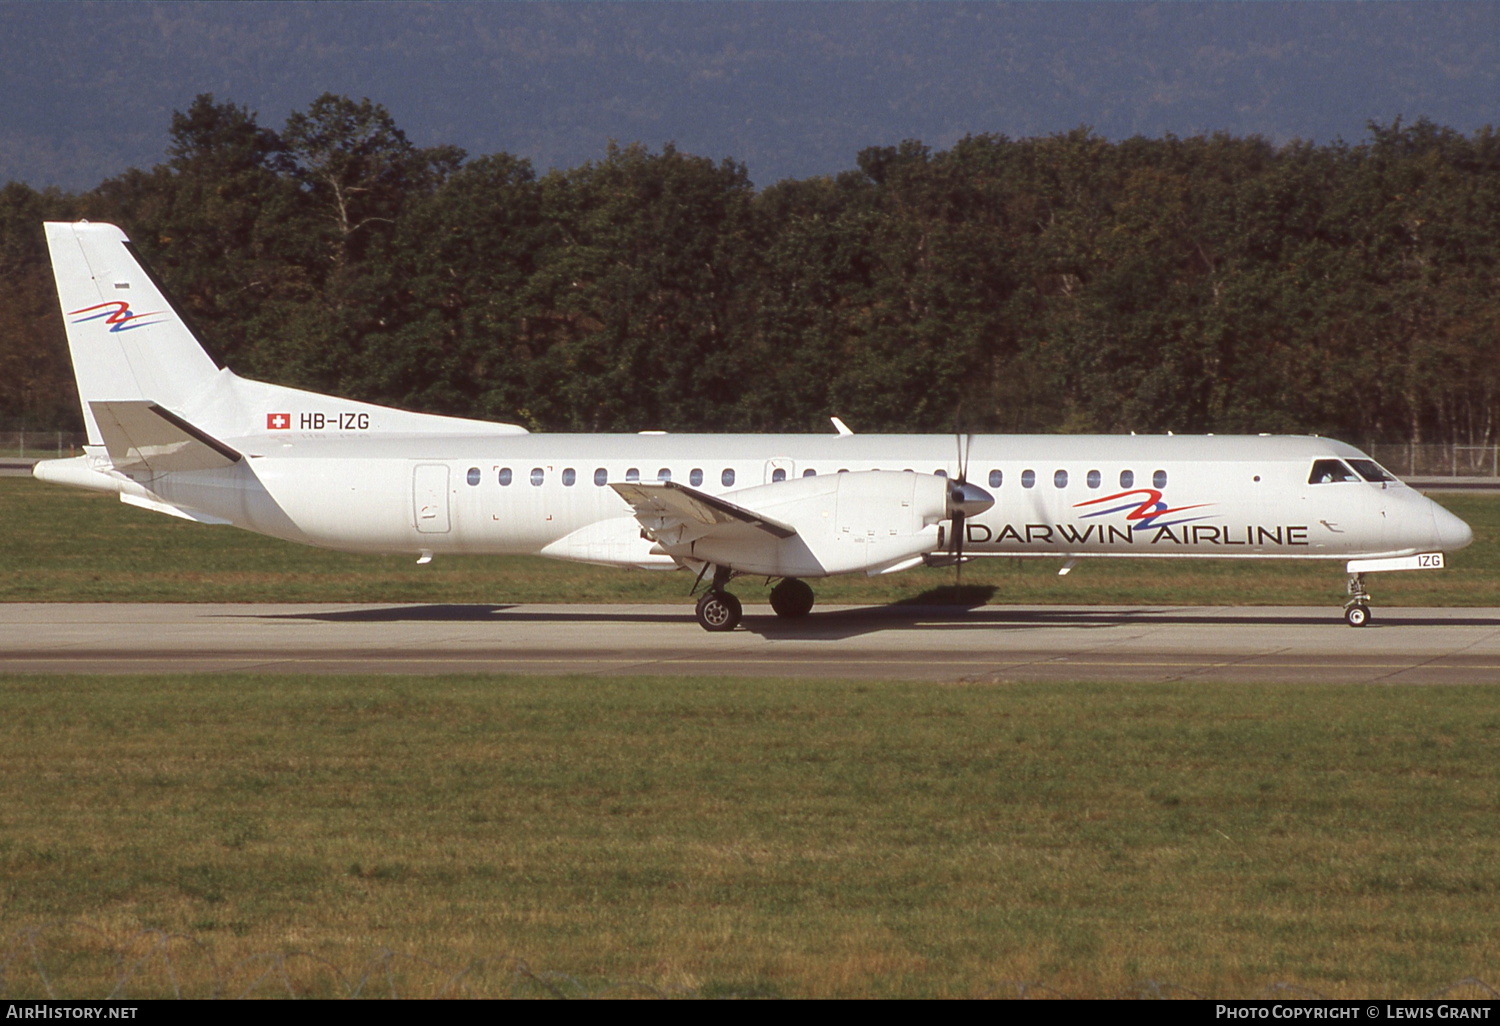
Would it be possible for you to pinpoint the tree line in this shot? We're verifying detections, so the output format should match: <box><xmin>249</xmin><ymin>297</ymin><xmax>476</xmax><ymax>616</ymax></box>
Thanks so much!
<box><xmin>2</xmin><ymin>94</ymin><xmax>1497</xmax><ymax>445</ymax></box>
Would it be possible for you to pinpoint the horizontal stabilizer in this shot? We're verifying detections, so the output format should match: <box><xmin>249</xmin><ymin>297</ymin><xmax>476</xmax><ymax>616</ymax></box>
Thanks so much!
<box><xmin>610</xmin><ymin>481</ymin><xmax>798</xmax><ymax>540</ymax></box>
<box><xmin>89</xmin><ymin>400</ymin><xmax>242</xmax><ymax>473</ymax></box>
<box><xmin>120</xmin><ymin>492</ymin><xmax>233</xmax><ymax>525</ymax></box>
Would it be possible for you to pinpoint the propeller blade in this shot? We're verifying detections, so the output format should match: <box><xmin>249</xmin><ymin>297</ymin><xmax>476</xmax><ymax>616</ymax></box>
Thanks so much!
<box><xmin>949</xmin><ymin>412</ymin><xmax>979</xmax><ymax>589</ymax></box>
<box><xmin>944</xmin><ymin>479</ymin><xmax>994</xmax><ymax>587</ymax></box>
<box><xmin>953</xmin><ymin>510</ymin><xmax>966</xmax><ymax>585</ymax></box>
<box><xmin>953</xmin><ymin>428</ymin><xmax>974</xmax><ymax>483</ymax></box>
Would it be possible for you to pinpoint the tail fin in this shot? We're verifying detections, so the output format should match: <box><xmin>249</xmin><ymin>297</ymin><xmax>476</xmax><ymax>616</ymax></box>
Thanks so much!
<box><xmin>45</xmin><ymin>221</ymin><xmax>221</xmax><ymax>446</ymax></box>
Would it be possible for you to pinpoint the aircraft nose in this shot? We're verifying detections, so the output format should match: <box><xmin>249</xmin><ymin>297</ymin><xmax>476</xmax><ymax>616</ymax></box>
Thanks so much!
<box><xmin>1432</xmin><ymin>502</ymin><xmax>1474</xmax><ymax>552</ymax></box>
<box><xmin>949</xmin><ymin>480</ymin><xmax>995</xmax><ymax>518</ymax></box>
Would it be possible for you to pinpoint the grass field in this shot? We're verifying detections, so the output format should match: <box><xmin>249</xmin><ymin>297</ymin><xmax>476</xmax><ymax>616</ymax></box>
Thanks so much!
<box><xmin>4</xmin><ymin>480</ymin><xmax>1499</xmax><ymax>999</ymax></box>
<box><xmin>3</xmin><ymin>675</ymin><xmax>1500</xmax><ymax>999</ymax></box>
<box><xmin>1</xmin><ymin>477</ymin><xmax>1495</xmax><ymax>607</ymax></box>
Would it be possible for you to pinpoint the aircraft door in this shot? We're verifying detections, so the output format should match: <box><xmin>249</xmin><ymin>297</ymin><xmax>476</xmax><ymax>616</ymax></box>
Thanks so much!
<box><xmin>765</xmin><ymin>458</ymin><xmax>795</xmax><ymax>484</ymax></box>
<box><xmin>413</xmin><ymin>464</ymin><xmax>451</xmax><ymax>534</ymax></box>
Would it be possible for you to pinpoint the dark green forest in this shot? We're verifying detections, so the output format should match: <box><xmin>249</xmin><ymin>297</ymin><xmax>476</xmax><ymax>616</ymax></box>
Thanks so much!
<box><xmin>3</xmin><ymin>94</ymin><xmax>1497</xmax><ymax>444</ymax></box>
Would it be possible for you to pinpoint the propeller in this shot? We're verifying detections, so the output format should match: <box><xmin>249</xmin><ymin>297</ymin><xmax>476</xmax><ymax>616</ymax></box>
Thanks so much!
<box><xmin>944</xmin><ymin>429</ymin><xmax>994</xmax><ymax>585</ymax></box>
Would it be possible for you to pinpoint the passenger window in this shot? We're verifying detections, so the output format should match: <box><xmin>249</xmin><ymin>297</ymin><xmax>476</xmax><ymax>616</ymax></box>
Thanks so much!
<box><xmin>722</xmin><ymin>468</ymin><xmax>735</xmax><ymax>487</ymax></box>
<box><xmin>1021</xmin><ymin>469</ymin><xmax>1036</xmax><ymax>489</ymax></box>
<box><xmin>1309</xmin><ymin>459</ymin><xmax>1361</xmax><ymax>484</ymax></box>
<box><xmin>1054</xmin><ymin>469</ymin><xmax>1068</xmax><ymax>488</ymax></box>
<box><xmin>1120</xmin><ymin>470</ymin><xmax>1134</xmax><ymax>489</ymax></box>
<box><xmin>988</xmin><ymin>469</ymin><xmax>1003</xmax><ymax>488</ymax></box>
<box><xmin>1087</xmin><ymin>469</ymin><xmax>1101</xmax><ymax>489</ymax></box>
<box><xmin>772</xmin><ymin>468</ymin><xmax>786</xmax><ymax>483</ymax></box>
<box><xmin>658</xmin><ymin>468</ymin><xmax>672</xmax><ymax>482</ymax></box>
<box><xmin>594</xmin><ymin>468</ymin><xmax>608</xmax><ymax>486</ymax></box>
<box><xmin>466</xmin><ymin>467</ymin><xmax>480</xmax><ymax>486</ymax></box>
<box><xmin>1153</xmin><ymin>470</ymin><xmax>1167</xmax><ymax>489</ymax></box>
<box><xmin>803</xmin><ymin>468</ymin><xmax>817</xmax><ymax>477</ymax></box>
<box><xmin>530</xmin><ymin>468</ymin><xmax>544</xmax><ymax>486</ymax></box>
<box><xmin>626</xmin><ymin>468</ymin><xmax>640</xmax><ymax>483</ymax></box>
<box><xmin>935</xmin><ymin>469</ymin><xmax>947</xmax><ymax>478</ymax></box>
<box><xmin>498</xmin><ymin>468</ymin><xmax>512</xmax><ymax>486</ymax></box>
<box><xmin>562</xmin><ymin>468</ymin><xmax>576</xmax><ymax>486</ymax></box>
<box><xmin>690</xmin><ymin>468</ymin><xmax>703</xmax><ymax>486</ymax></box>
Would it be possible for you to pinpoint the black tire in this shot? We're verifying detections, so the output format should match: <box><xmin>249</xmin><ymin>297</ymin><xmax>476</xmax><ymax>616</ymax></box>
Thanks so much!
<box><xmin>768</xmin><ymin>578</ymin><xmax>816</xmax><ymax>618</ymax></box>
<box><xmin>696</xmin><ymin>590</ymin><xmax>743</xmax><ymax>632</ymax></box>
<box><xmin>1344</xmin><ymin>604</ymin><xmax>1371</xmax><ymax>628</ymax></box>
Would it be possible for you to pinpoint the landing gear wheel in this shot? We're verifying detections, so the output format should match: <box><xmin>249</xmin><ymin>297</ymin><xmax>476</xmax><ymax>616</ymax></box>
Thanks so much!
<box><xmin>1343</xmin><ymin>571</ymin><xmax>1372</xmax><ymax>628</ymax></box>
<box><xmin>696</xmin><ymin>590</ymin><xmax>743</xmax><ymax>632</ymax></box>
<box><xmin>769</xmin><ymin>578</ymin><xmax>815</xmax><ymax>619</ymax></box>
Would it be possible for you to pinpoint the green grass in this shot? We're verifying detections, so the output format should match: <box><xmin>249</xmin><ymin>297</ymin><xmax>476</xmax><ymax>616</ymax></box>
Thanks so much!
<box><xmin>2</xmin><ymin>675</ymin><xmax>1499</xmax><ymax>998</ymax></box>
<box><xmin>0</xmin><ymin>477</ymin><xmax>1495</xmax><ymax>606</ymax></box>
<box><xmin>5</xmin><ymin>478</ymin><xmax>1498</xmax><ymax>997</ymax></box>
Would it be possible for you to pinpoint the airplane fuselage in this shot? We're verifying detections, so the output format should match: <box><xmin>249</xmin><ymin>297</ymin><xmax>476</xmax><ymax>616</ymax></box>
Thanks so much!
<box><xmin>52</xmin><ymin>431</ymin><xmax>1466</xmax><ymax>567</ymax></box>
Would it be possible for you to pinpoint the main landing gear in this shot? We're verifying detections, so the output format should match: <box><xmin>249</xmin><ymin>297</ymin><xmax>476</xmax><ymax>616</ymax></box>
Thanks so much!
<box><xmin>695</xmin><ymin>589</ymin><xmax>743</xmax><ymax>632</ymax></box>
<box><xmin>768</xmin><ymin>577</ymin><xmax>815</xmax><ymax>619</ymax></box>
<box><xmin>692</xmin><ymin>568</ymin><xmax>817</xmax><ymax>631</ymax></box>
<box><xmin>695</xmin><ymin>565</ymin><xmax>744</xmax><ymax>632</ymax></box>
<box><xmin>1343</xmin><ymin>572</ymin><xmax>1372</xmax><ymax>627</ymax></box>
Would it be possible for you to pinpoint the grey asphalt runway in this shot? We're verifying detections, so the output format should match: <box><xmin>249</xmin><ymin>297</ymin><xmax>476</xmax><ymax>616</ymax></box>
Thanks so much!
<box><xmin>5</xmin><ymin>603</ymin><xmax>1500</xmax><ymax>682</ymax></box>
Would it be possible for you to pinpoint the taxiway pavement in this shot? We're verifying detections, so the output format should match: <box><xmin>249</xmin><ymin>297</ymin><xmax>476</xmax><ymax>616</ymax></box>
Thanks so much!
<box><xmin>4</xmin><ymin>603</ymin><xmax>1500</xmax><ymax>682</ymax></box>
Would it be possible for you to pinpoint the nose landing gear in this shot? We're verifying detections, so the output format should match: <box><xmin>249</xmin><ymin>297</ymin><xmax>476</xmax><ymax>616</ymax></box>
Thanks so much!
<box><xmin>1343</xmin><ymin>572</ymin><xmax>1372</xmax><ymax>627</ymax></box>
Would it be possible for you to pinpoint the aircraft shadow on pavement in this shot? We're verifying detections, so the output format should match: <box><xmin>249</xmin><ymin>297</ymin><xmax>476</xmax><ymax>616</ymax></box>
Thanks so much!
<box><xmin>239</xmin><ymin>602</ymin><xmax>1500</xmax><ymax>636</ymax></box>
<box><xmin>742</xmin><ymin>606</ymin><xmax>1500</xmax><ymax>640</ymax></box>
<box><xmin>249</xmin><ymin>604</ymin><xmax>516</xmax><ymax>622</ymax></box>
<box><xmin>249</xmin><ymin>604</ymin><xmax>687</xmax><ymax>624</ymax></box>
<box><xmin>741</xmin><ymin>605</ymin><xmax>1172</xmax><ymax>640</ymax></box>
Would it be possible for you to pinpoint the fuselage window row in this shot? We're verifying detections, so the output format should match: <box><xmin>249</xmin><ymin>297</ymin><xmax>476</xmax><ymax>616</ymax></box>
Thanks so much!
<box><xmin>491</xmin><ymin>465</ymin><xmax>1167</xmax><ymax>492</ymax></box>
<box><xmin>996</xmin><ymin>468</ymin><xmax>1144</xmax><ymax>491</ymax></box>
<box><xmin>496</xmin><ymin>467</ymin><xmax>734</xmax><ymax>487</ymax></box>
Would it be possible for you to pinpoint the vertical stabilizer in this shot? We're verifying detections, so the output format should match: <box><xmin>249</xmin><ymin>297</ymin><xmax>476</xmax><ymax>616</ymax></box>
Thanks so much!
<box><xmin>45</xmin><ymin>221</ymin><xmax>221</xmax><ymax>446</ymax></box>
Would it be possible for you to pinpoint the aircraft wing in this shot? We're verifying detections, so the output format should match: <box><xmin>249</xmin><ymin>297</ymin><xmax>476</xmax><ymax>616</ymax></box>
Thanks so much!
<box><xmin>610</xmin><ymin>481</ymin><xmax>798</xmax><ymax>540</ymax></box>
<box><xmin>89</xmin><ymin>400</ymin><xmax>242</xmax><ymax>473</ymax></box>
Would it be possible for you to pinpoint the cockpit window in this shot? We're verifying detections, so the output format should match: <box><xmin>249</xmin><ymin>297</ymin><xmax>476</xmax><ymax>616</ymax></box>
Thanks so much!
<box><xmin>1308</xmin><ymin>459</ymin><xmax>1361</xmax><ymax>485</ymax></box>
<box><xmin>1347</xmin><ymin>458</ymin><xmax>1397</xmax><ymax>483</ymax></box>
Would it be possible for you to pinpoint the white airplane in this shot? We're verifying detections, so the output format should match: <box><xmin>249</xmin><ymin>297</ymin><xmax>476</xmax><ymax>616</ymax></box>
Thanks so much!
<box><xmin>33</xmin><ymin>221</ymin><xmax>1474</xmax><ymax>630</ymax></box>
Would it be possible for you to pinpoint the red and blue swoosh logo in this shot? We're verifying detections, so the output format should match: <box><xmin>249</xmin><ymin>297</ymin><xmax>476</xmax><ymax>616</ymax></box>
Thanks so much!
<box><xmin>69</xmin><ymin>301</ymin><xmax>166</xmax><ymax>333</ymax></box>
<box><xmin>1074</xmin><ymin>489</ymin><xmax>1214</xmax><ymax>531</ymax></box>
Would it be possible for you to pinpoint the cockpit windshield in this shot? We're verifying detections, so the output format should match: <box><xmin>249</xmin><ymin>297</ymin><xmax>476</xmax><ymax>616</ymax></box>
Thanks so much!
<box><xmin>1346</xmin><ymin>458</ymin><xmax>1398</xmax><ymax>483</ymax></box>
<box><xmin>1308</xmin><ymin>459</ymin><xmax>1362</xmax><ymax>484</ymax></box>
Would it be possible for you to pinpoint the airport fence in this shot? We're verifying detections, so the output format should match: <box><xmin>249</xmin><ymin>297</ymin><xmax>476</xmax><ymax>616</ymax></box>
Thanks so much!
<box><xmin>0</xmin><ymin>430</ymin><xmax>87</xmax><ymax>459</ymax></box>
<box><xmin>1365</xmin><ymin>443</ymin><xmax>1500</xmax><ymax>479</ymax></box>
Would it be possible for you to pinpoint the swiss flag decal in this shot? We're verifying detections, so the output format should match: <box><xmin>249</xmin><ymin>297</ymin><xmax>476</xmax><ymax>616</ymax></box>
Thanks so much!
<box><xmin>267</xmin><ymin>413</ymin><xmax>291</xmax><ymax>430</ymax></box>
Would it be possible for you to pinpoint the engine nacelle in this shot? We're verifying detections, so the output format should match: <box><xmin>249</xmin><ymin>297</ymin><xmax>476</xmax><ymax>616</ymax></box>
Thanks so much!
<box><xmin>667</xmin><ymin>470</ymin><xmax>956</xmax><ymax>578</ymax></box>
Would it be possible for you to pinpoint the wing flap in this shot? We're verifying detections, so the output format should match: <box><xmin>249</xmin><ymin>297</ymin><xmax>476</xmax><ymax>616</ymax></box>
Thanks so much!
<box><xmin>610</xmin><ymin>481</ymin><xmax>797</xmax><ymax>540</ymax></box>
<box><xmin>89</xmin><ymin>400</ymin><xmax>242</xmax><ymax>473</ymax></box>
